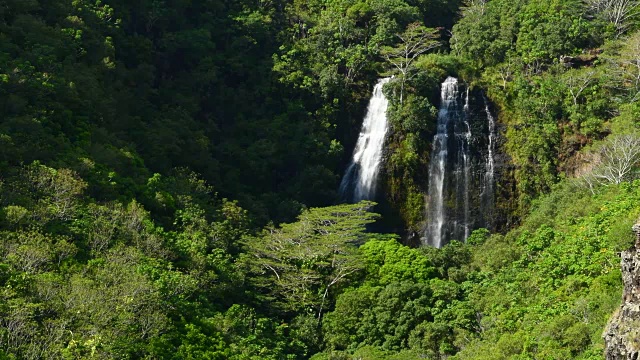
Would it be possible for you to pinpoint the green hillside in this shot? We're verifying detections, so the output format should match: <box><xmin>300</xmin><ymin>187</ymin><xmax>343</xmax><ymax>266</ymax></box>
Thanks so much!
<box><xmin>2</xmin><ymin>0</ymin><xmax>640</xmax><ymax>358</ymax></box>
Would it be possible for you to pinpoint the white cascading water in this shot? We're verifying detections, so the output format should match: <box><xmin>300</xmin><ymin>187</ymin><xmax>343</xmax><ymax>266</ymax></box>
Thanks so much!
<box><xmin>425</xmin><ymin>77</ymin><xmax>460</xmax><ymax>247</ymax></box>
<box><xmin>482</xmin><ymin>97</ymin><xmax>496</xmax><ymax>212</ymax></box>
<box><xmin>424</xmin><ymin>78</ymin><xmax>496</xmax><ymax>247</ymax></box>
<box><xmin>339</xmin><ymin>77</ymin><xmax>391</xmax><ymax>202</ymax></box>
<box><xmin>464</xmin><ymin>88</ymin><xmax>470</xmax><ymax>111</ymax></box>
<box><xmin>461</xmin><ymin>95</ymin><xmax>472</xmax><ymax>240</ymax></box>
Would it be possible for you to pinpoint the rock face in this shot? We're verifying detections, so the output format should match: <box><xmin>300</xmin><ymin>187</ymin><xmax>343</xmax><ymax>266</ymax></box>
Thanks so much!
<box><xmin>603</xmin><ymin>223</ymin><xmax>640</xmax><ymax>359</ymax></box>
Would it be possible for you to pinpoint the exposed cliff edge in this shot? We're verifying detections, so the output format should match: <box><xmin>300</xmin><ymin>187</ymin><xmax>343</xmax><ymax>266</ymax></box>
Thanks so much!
<box><xmin>604</xmin><ymin>223</ymin><xmax>640</xmax><ymax>359</ymax></box>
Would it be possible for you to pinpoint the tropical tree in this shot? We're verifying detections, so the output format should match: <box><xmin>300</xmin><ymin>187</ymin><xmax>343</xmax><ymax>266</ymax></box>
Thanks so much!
<box><xmin>585</xmin><ymin>0</ymin><xmax>640</xmax><ymax>36</ymax></box>
<box><xmin>241</xmin><ymin>201</ymin><xmax>379</xmax><ymax>318</ymax></box>
<box><xmin>581</xmin><ymin>133</ymin><xmax>640</xmax><ymax>189</ymax></box>
<box><xmin>382</xmin><ymin>22</ymin><xmax>440</xmax><ymax>103</ymax></box>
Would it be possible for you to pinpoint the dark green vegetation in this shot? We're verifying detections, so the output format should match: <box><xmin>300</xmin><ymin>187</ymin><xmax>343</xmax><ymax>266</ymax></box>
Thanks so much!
<box><xmin>3</xmin><ymin>0</ymin><xmax>640</xmax><ymax>359</ymax></box>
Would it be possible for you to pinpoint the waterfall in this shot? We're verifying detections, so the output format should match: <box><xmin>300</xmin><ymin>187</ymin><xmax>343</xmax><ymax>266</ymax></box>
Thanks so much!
<box><xmin>426</xmin><ymin>77</ymin><xmax>464</xmax><ymax>247</ymax></box>
<box><xmin>461</xmin><ymin>96</ymin><xmax>472</xmax><ymax>241</ymax></box>
<box><xmin>424</xmin><ymin>78</ymin><xmax>497</xmax><ymax>247</ymax></box>
<box><xmin>481</xmin><ymin>97</ymin><xmax>496</xmax><ymax>217</ymax></box>
<box><xmin>339</xmin><ymin>77</ymin><xmax>391</xmax><ymax>202</ymax></box>
<box><xmin>464</xmin><ymin>88</ymin><xmax>470</xmax><ymax>111</ymax></box>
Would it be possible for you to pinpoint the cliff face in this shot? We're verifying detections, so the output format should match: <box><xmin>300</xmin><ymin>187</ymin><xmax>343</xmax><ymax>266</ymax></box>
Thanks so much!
<box><xmin>603</xmin><ymin>224</ymin><xmax>640</xmax><ymax>359</ymax></box>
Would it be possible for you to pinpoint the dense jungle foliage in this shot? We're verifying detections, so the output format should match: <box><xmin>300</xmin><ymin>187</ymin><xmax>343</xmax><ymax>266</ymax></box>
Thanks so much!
<box><xmin>2</xmin><ymin>0</ymin><xmax>640</xmax><ymax>358</ymax></box>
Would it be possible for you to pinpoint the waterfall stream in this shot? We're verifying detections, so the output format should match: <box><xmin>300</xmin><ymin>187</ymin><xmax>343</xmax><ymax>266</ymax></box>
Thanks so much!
<box><xmin>482</xmin><ymin>96</ymin><xmax>496</xmax><ymax>218</ymax></box>
<box><xmin>339</xmin><ymin>78</ymin><xmax>391</xmax><ymax>202</ymax></box>
<box><xmin>425</xmin><ymin>77</ymin><xmax>467</xmax><ymax>247</ymax></box>
<box><xmin>424</xmin><ymin>77</ymin><xmax>496</xmax><ymax>247</ymax></box>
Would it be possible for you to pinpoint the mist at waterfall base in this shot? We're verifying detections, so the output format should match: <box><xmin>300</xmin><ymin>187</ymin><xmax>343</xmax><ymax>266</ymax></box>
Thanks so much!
<box><xmin>339</xmin><ymin>78</ymin><xmax>391</xmax><ymax>203</ymax></box>
<box><xmin>424</xmin><ymin>77</ymin><xmax>497</xmax><ymax>248</ymax></box>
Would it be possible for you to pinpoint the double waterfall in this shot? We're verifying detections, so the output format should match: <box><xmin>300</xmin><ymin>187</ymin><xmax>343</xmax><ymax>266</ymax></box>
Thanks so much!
<box><xmin>339</xmin><ymin>76</ymin><xmax>496</xmax><ymax>248</ymax></box>
<box><xmin>425</xmin><ymin>77</ymin><xmax>496</xmax><ymax>247</ymax></box>
<box><xmin>339</xmin><ymin>78</ymin><xmax>391</xmax><ymax>202</ymax></box>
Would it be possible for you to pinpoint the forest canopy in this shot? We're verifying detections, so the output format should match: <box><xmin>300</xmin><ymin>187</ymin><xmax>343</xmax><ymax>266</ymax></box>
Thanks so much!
<box><xmin>2</xmin><ymin>0</ymin><xmax>640</xmax><ymax>358</ymax></box>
